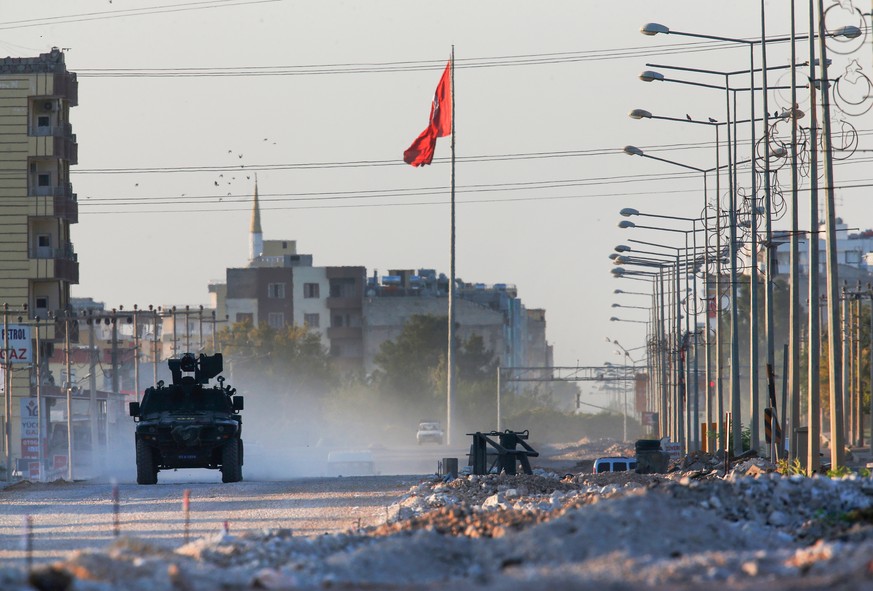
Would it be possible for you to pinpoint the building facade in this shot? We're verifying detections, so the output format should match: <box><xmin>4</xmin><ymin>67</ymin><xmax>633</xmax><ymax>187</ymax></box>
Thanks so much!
<box><xmin>0</xmin><ymin>49</ymin><xmax>78</xmax><ymax>470</ymax></box>
<box><xmin>0</xmin><ymin>48</ymin><xmax>78</xmax><ymax>321</ymax></box>
<box><xmin>772</xmin><ymin>218</ymin><xmax>873</xmax><ymax>277</ymax></box>
<box><xmin>362</xmin><ymin>270</ymin><xmax>552</xmax><ymax>373</ymax></box>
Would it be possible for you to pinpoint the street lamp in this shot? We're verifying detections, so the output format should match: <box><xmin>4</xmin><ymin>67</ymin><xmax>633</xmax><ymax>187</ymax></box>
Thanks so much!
<box><xmin>639</xmin><ymin>21</ymin><xmax>859</xmax><ymax>43</ymax></box>
<box><xmin>635</xmin><ymin>65</ymin><xmax>748</xmax><ymax>454</ymax></box>
<box><xmin>619</xmin><ymin>206</ymin><xmax>712</xmax><ymax>451</ymax></box>
<box><xmin>610</xmin><ymin>317</ymin><xmax>647</xmax><ymax>325</ymax></box>
<box><xmin>612</xmin><ymin>340</ymin><xmax>643</xmax><ymax>442</ymax></box>
<box><xmin>612</xmin><ymin>303</ymin><xmax>649</xmax><ymax>311</ymax></box>
<box><xmin>613</xmin><ymin>248</ymin><xmax>683</xmax><ymax>445</ymax></box>
<box><xmin>618</xmin><ymin>240</ymin><xmax>693</xmax><ymax>451</ymax></box>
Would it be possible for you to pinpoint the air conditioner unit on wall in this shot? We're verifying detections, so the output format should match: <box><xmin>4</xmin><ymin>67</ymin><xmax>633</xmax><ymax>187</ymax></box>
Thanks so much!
<box><xmin>42</xmin><ymin>101</ymin><xmax>55</xmax><ymax>112</ymax></box>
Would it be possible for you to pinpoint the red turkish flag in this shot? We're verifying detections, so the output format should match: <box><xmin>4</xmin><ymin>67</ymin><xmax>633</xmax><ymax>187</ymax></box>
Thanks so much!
<box><xmin>403</xmin><ymin>60</ymin><xmax>452</xmax><ymax>167</ymax></box>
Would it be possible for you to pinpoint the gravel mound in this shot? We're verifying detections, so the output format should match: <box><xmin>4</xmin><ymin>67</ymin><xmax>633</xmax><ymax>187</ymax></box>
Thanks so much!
<box><xmin>7</xmin><ymin>456</ymin><xmax>873</xmax><ymax>590</ymax></box>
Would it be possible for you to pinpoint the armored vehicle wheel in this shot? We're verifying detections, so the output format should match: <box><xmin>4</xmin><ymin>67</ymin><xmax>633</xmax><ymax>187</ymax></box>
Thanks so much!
<box><xmin>136</xmin><ymin>439</ymin><xmax>158</xmax><ymax>485</ymax></box>
<box><xmin>221</xmin><ymin>439</ymin><xmax>242</xmax><ymax>483</ymax></box>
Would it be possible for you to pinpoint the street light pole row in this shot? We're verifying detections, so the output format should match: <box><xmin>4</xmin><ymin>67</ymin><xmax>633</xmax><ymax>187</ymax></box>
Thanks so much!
<box><xmin>613</xmin><ymin>10</ymin><xmax>860</xmax><ymax>466</ymax></box>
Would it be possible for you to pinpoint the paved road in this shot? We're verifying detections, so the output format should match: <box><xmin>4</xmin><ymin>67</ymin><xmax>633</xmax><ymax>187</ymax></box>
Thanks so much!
<box><xmin>0</xmin><ymin>442</ymin><xmax>478</xmax><ymax>566</ymax></box>
<box><xmin>0</xmin><ymin>473</ymin><xmax>418</xmax><ymax>565</ymax></box>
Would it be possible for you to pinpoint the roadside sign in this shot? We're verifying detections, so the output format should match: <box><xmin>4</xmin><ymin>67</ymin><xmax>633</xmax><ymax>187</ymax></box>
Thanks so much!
<box><xmin>0</xmin><ymin>325</ymin><xmax>32</xmax><ymax>364</ymax></box>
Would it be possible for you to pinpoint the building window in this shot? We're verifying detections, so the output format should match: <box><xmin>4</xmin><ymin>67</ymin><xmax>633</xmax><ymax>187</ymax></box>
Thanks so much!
<box><xmin>35</xmin><ymin>297</ymin><xmax>48</xmax><ymax>309</ymax></box>
<box><xmin>37</xmin><ymin>115</ymin><xmax>50</xmax><ymax>128</ymax></box>
<box><xmin>304</xmin><ymin>313</ymin><xmax>320</xmax><ymax>328</ymax></box>
<box><xmin>330</xmin><ymin>277</ymin><xmax>357</xmax><ymax>298</ymax></box>
<box><xmin>37</xmin><ymin>174</ymin><xmax>50</xmax><ymax>187</ymax></box>
<box><xmin>267</xmin><ymin>283</ymin><xmax>285</xmax><ymax>298</ymax></box>
<box><xmin>37</xmin><ymin>235</ymin><xmax>51</xmax><ymax>248</ymax></box>
<box><xmin>268</xmin><ymin>313</ymin><xmax>284</xmax><ymax>329</ymax></box>
<box><xmin>235</xmin><ymin>313</ymin><xmax>253</xmax><ymax>324</ymax></box>
<box><xmin>303</xmin><ymin>283</ymin><xmax>320</xmax><ymax>298</ymax></box>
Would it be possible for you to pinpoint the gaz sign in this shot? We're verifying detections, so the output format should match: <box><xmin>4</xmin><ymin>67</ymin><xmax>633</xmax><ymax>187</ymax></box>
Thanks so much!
<box><xmin>0</xmin><ymin>325</ymin><xmax>31</xmax><ymax>364</ymax></box>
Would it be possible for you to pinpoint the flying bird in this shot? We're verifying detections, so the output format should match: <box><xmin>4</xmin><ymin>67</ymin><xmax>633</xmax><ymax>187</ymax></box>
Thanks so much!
<box><xmin>214</xmin><ymin>181</ymin><xmax>219</xmax><ymax>186</ymax></box>
<box><xmin>238</xmin><ymin>154</ymin><xmax>243</xmax><ymax>159</ymax></box>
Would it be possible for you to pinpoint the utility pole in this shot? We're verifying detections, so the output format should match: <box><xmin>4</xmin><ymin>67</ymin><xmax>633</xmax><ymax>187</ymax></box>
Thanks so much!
<box><xmin>64</xmin><ymin>310</ymin><xmax>73</xmax><ymax>481</ymax></box>
<box><xmin>3</xmin><ymin>303</ymin><xmax>10</xmax><ymax>483</ymax></box>
<box><xmin>88</xmin><ymin>312</ymin><xmax>98</xmax><ymax>462</ymax></box>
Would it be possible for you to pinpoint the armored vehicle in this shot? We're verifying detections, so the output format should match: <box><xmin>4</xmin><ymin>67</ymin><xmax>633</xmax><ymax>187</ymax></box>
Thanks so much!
<box><xmin>129</xmin><ymin>353</ymin><xmax>244</xmax><ymax>484</ymax></box>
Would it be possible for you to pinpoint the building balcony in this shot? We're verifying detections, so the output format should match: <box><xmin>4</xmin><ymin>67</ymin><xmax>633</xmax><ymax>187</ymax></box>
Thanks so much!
<box><xmin>29</xmin><ymin>123</ymin><xmax>74</xmax><ymax>138</ymax></box>
<box><xmin>29</xmin><ymin>258</ymin><xmax>79</xmax><ymax>284</ymax></box>
<box><xmin>28</xmin><ymin>135</ymin><xmax>78</xmax><ymax>164</ymax></box>
<box><xmin>29</xmin><ymin>242</ymin><xmax>79</xmax><ymax>283</ymax></box>
<box><xmin>55</xmin><ymin>72</ymin><xmax>79</xmax><ymax>106</ymax></box>
<box><xmin>28</xmin><ymin>188</ymin><xmax>78</xmax><ymax>223</ymax></box>
<box><xmin>326</xmin><ymin>296</ymin><xmax>362</xmax><ymax>309</ymax></box>
<box><xmin>30</xmin><ymin>241</ymin><xmax>77</xmax><ymax>262</ymax></box>
<box><xmin>327</xmin><ymin>326</ymin><xmax>362</xmax><ymax>340</ymax></box>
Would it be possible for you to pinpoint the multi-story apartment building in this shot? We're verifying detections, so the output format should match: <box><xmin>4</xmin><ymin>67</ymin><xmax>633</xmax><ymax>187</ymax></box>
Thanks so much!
<box><xmin>209</xmin><ymin>184</ymin><xmax>366</xmax><ymax>372</ymax></box>
<box><xmin>771</xmin><ymin>218</ymin><xmax>873</xmax><ymax>277</ymax></box>
<box><xmin>362</xmin><ymin>270</ymin><xmax>552</xmax><ymax>373</ymax></box>
<box><xmin>0</xmin><ymin>49</ymin><xmax>78</xmax><ymax>469</ymax></box>
<box><xmin>0</xmin><ymin>48</ymin><xmax>78</xmax><ymax>321</ymax></box>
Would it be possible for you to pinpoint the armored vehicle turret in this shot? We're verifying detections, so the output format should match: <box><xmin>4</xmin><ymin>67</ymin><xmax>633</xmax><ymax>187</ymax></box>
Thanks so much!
<box><xmin>129</xmin><ymin>353</ymin><xmax>244</xmax><ymax>484</ymax></box>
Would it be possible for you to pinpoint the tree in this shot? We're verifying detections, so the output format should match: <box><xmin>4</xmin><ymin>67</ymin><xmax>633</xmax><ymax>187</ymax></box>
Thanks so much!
<box><xmin>372</xmin><ymin>314</ymin><xmax>447</xmax><ymax>407</ymax></box>
<box><xmin>216</xmin><ymin>322</ymin><xmax>335</xmax><ymax>444</ymax></box>
<box><xmin>372</xmin><ymin>314</ymin><xmax>500</xmax><ymax>426</ymax></box>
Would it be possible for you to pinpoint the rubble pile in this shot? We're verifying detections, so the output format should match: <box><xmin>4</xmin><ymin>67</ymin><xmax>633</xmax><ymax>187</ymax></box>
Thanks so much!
<box><xmin>383</xmin><ymin>463</ymin><xmax>873</xmax><ymax>545</ymax></box>
<box><xmin>6</xmin><ymin>446</ymin><xmax>873</xmax><ymax>590</ymax></box>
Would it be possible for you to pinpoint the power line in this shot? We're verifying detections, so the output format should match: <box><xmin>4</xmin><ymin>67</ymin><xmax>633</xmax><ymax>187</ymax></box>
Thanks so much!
<box><xmin>71</xmin><ymin>41</ymin><xmax>745</xmax><ymax>77</ymax></box>
<box><xmin>71</xmin><ymin>154</ymin><xmax>873</xmax><ymax>216</ymax></box>
<box><xmin>78</xmin><ymin>170</ymin><xmax>703</xmax><ymax>205</ymax></box>
<box><xmin>69</xmin><ymin>146</ymin><xmax>698</xmax><ymax>175</ymax></box>
<box><xmin>0</xmin><ymin>0</ymin><xmax>283</xmax><ymax>31</ymax></box>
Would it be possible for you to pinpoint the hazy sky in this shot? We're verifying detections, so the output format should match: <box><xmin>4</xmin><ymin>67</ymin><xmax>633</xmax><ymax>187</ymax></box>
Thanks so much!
<box><xmin>3</xmin><ymin>1</ymin><xmax>871</xmax><ymax>369</ymax></box>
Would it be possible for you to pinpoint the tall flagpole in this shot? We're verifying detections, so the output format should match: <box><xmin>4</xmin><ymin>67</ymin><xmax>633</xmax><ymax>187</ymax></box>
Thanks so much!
<box><xmin>447</xmin><ymin>46</ymin><xmax>456</xmax><ymax>447</ymax></box>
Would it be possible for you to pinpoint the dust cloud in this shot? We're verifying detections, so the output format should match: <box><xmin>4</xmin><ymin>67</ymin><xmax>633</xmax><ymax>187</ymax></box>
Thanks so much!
<box><xmin>91</xmin><ymin>368</ymin><xmax>458</xmax><ymax>484</ymax></box>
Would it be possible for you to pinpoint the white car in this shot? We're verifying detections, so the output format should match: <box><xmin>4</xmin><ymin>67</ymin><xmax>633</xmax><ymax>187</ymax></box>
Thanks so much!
<box><xmin>416</xmin><ymin>421</ymin><xmax>444</xmax><ymax>445</ymax></box>
<box><xmin>593</xmin><ymin>456</ymin><xmax>637</xmax><ymax>473</ymax></box>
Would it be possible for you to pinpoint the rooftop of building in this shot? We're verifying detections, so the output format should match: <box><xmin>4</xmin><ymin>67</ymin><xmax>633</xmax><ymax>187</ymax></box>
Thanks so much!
<box><xmin>0</xmin><ymin>47</ymin><xmax>70</xmax><ymax>74</ymax></box>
